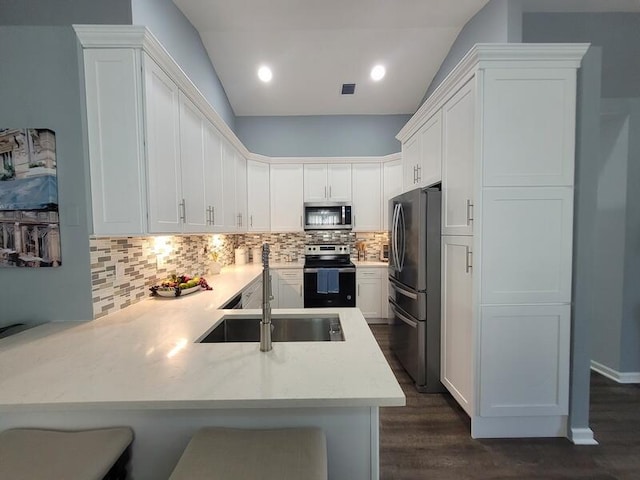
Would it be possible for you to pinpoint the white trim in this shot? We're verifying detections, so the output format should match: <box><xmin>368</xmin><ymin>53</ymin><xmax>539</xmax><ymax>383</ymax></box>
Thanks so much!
<box><xmin>471</xmin><ymin>415</ymin><xmax>567</xmax><ymax>439</ymax></box>
<box><xmin>591</xmin><ymin>360</ymin><xmax>640</xmax><ymax>384</ymax></box>
<box><xmin>570</xmin><ymin>428</ymin><xmax>598</xmax><ymax>445</ymax></box>
<box><xmin>397</xmin><ymin>43</ymin><xmax>590</xmax><ymax>142</ymax></box>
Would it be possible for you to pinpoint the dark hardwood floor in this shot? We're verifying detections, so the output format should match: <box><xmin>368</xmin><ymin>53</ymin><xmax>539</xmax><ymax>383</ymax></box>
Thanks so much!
<box><xmin>370</xmin><ymin>324</ymin><xmax>640</xmax><ymax>480</ymax></box>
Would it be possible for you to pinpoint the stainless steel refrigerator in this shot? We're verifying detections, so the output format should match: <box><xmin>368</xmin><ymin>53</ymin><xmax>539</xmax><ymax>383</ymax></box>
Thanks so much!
<box><xmin>388</xmin><ymin>185</ymin><xmax>445</xmax><ymax>393</ymax></box>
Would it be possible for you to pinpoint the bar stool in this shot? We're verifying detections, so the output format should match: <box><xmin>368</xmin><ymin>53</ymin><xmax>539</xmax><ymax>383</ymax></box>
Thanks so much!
<box><xmin>169</xmin><ymin>427</ymin><xmax>327</xmax><ymax>480</ymax></box>
<box><xmin>0</xmin><ymin>427</ymin><xmax>133</xmax><ymax>480</ymax></box>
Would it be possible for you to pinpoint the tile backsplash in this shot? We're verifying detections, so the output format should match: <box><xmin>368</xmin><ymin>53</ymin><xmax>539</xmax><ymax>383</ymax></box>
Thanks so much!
<box><xmin>90</xmin><ymin>234</ymin><xmax>235</xmax><ymax>318</ymax></box>
<box><xmin>90</xmin><ymin>231</ymin><xmax>388</xmax><ymax>318</ymax></box>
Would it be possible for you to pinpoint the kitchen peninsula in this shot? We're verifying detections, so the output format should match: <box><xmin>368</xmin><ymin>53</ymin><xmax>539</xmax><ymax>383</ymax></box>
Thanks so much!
<box><xmin>0</xmin><ymin>265</ymin><xmax>405</xmax><ymax>480</ymax></box>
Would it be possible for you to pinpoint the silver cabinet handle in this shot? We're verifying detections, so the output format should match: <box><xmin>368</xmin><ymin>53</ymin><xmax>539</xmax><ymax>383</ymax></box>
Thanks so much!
<box><xmin>353</xmin><ymin>214</ymin><xmax>356</xmax><ymax>228</ymax></box>
<box><xmin>329</xmin><ymin>185</ymin><xmax>332</xmax><ymax>198</ymax></box>
<box><xmin>206</xmin><ymin>206</ymin><xmax>211</xmax><ymax>225</ymax></box>
<box><xmin>300</xmin><ymin>215</ymin><xmax>302</xmax><ymax>227</ymax></box>
<box><xmin>324</xmin><ymin>186</ymin><xmax>327</xmax><ymax>199</ymax></box>
<box><xmin>211</xmin><ymin>206</ymin><xmax>215</xmax><ymax>225</ymax></box>
<box><xmin>299</xmin><ymin>284</ymin><xmax>302</xmax><ymax>297</ymax></box>
<box><xmin>179</xmin><ymin>199</ymin><xmax>186</xmax><ymax>223</ymax></box>
<box><xmin>358</xmin><ymin>284</ymin><xmax>360</xmax><ymax>296</ymax></box>
<box><xmin>466</xmin><ymin>199</ymin><xmax>474</xmax><ymax>225</ymax></box>
<box><xmin>417</xmin><ymin>165</ymin><xmax>421</xmax><ymax>183</ymax></box>
<box><xmin>412</xmin><ymin>165</ymin><xmax>416</xmax><ymax>184</ymax></box>
<box><xmin>465</xmin><ymin>246</ymin><xmax>473</xmax><ymax>274</ymax></box>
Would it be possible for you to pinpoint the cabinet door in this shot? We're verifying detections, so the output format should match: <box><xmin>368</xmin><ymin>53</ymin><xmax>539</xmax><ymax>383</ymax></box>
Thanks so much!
<box><xmin>479</xmin><ymin>304</ymin><xmax>570</xmax><ymax>417</ymax></box>
<box><xmin>327</xmin><ymin>164</ymin><xmax>352</xmax><ymax>201</ymax></box>
<box><xmin>83</xmin><ymin>49</ymin><xmax>146</xmax><ymax>236</ymax></box>
<box><xmin>419</xmin><ymin>110</ymin><xmax>442</xmax><ymax>187</ymax></box>
<box><xmin>441</xmin><ymin>235</ymin><xmax>474</xmax><ymax>416</ymax></box>
<box><xmin>271</xmin><ymin>164</ymin><xmax>304</xmax><ymax>232</ymax></box>
<box><xmin>179</xmin><ymin>92</ymin><xmax>208</xmax><ymax>233</ymax></box>
<box><xmin>303</xmin><ymin>164</ymin><xmax>327</xmax><ymax>202</ymax></box>
<box><xmin>356</xmin><ymin>269</ymin><xmax>383</xmax><ymax>318</ymax></box>
<box><xmin>383</xmin><ymin>160</ymin><xmax>402</xmax><ymax>231</ymax></box>
<box><xmin>203</xmin><ymin>121</ymin><xmax>224</xmax><ymax>232</ymax></box>
<box><xmin>352</xmin><ymin>163</ymin><xmax>381</xmax><ymax>231</ymax></box>
<box><xmin>221</xmin><ymin>140</ymin><xmax>237</xmax><ymax>232</ymax></box>
<box><xmin>402</xmin><ymin>132</ymin><xmax>420</xmax><ymax>192</ymax></box>
<box><xmin>277</xmin><ymin>270</ymin><xmax>304</xmax><ymax>308</ymax></box>
<box><xmin>247</xmin><ymin>160</ymin><xmax>270</xmax><ymax>232</ymax></box>
<box><xmin>235</xmin><ymin>152</ymin><xmax>247</xmax><ymax>232</ymax></box>
<box><xmin>144</xmin><ymin>54</ymin><xmax>182</xmax><ymax>233</ymax></box>
<box><xmin>442</xmin><ymin>79</ymin><xmax>475</xmax><ymax>236</ymax></box>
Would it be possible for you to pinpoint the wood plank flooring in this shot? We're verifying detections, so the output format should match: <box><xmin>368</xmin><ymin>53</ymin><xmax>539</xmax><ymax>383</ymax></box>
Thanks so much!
<box><xmin>370</xmin><ymin>324</ymin><xmax>640</xmax><ymax>480</ymax></box>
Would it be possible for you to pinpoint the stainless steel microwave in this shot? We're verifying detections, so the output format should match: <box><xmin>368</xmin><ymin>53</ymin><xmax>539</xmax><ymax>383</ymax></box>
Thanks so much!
<box><xmin>303</xmin><ymin>202</ymin><xmax>352</xmax><ymax>230</ymax></box>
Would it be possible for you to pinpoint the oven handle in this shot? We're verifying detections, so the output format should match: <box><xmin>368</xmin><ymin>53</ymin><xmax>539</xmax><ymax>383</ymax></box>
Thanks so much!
<box><xmin>303</xmin><ymin>267</ymin><xmax>356</xmax><ymax>273</ymax></box>
<box><xmin>389</xmin><ymin>301</ymin><xmax>418</xmax><ymax>328</ymax></box>
<box><xmin>388</xmin><ymin>280</ymin><xmax>418</xmax><ymax>299</ymax></box>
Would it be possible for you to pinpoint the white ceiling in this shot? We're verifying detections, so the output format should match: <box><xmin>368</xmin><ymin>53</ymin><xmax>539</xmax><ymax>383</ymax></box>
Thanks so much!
<box><xmin>172</xmin><ymin>0</ymin><xmax>490</xmax><ymax>116</ymax></box>
<box><xmin>173</xmin><ymin>0</ymin><xmax>640</xmax><ymax>117</ymax></box>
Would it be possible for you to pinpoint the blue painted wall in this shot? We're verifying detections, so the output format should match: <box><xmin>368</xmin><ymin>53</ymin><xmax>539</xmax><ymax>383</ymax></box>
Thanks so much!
<box><xmin>132</xmin><ymin>0</ymin><xmax>236</xmax><ymax>130</ymax></box>
<box><xmin>235</xmin><ymin>115</ymin><xmax>411</xmax><ymax>157</ymax></box>
<box><xmin>421</xmin><ymin>0</ymin><xmax>522</xmax><ymax>103</ymax></box>
<box><xmin>0</xmin><ymin>26</ymin><xmax>94</xmax><ymax>325</ymax></box>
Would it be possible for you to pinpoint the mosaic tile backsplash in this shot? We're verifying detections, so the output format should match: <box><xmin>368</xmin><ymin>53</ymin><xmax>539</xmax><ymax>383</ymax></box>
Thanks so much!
<box><xmin>90</xmin><ymin>235</ymin><xmax>235</xmax><ymax>318</ymax></box>
<box><xmin>90</xmin><ymin>231</ymin><xmax>388</xmax><ymax>318</ymax></box>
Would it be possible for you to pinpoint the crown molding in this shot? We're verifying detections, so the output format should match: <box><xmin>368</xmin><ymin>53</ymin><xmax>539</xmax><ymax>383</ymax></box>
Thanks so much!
<box><xmin>397</xmin><ymin>43</ymin><xmax>590</xmax><ymax>142</ymax></box>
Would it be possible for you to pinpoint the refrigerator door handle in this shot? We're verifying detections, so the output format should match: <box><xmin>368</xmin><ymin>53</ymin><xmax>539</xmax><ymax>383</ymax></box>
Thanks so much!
<box><xmin>389</xmin><ymin>280</ymin><xmax>418</xmax><ymax>299</ymax></box>
<box><xmin>390</xmin><ymin>302</ymin><xmax>418</xmax><ymax>328</ymax></box>
<box><xmin>397</xmin><ymin>202</ymin><xmax>406</xmax><ymax>272</ymax></box>
<box><xmin>391</xmin><ymin>203</ymin><xmax>400</xmax><ymax>270</ymax></box>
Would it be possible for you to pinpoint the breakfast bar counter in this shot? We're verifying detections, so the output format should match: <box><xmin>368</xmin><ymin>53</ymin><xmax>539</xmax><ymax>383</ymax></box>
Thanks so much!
<box><xmin>0</xmin><ymin>264</ymin><xmax>404</xmax><ymax>479</ymax></box>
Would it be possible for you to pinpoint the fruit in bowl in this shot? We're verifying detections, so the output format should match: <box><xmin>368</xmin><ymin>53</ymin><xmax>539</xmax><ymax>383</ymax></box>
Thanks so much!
<box><xmin>150</xmin><ymin>274</ymin><xmax>212</xmax><ymax>297</ymax></box>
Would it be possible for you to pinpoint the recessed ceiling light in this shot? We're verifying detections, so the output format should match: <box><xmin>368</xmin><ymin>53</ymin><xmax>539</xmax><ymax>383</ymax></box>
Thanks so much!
<box><xmin>371</xmin><ymin>65</ymin><xmax>386</xmax><ymax>82</ymax></box>
<box><xmin>257</xmin><ymin>65</ymin><xmax>272</xmax><ymax>83</ymax></box>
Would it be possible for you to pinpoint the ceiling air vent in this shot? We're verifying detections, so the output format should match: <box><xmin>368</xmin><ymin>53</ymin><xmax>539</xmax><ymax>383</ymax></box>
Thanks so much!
<box><xmin>341</xmin><ymin>83</ymin><xmax>356</xmax><ymax>95</ymax></box>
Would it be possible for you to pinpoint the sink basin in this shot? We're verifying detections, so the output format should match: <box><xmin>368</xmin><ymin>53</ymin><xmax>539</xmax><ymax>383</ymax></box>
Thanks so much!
<box><xmin>198</xmin><ymin>314</ymin><xmax>344</xmax><ymax>343</ymax></box>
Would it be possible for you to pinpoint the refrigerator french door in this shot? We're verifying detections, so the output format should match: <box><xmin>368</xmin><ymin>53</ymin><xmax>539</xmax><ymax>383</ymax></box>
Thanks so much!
<box><xmin>388</xmin><ymin>185</ymin><xmax>445</xmax><ymax>393</ymax></box>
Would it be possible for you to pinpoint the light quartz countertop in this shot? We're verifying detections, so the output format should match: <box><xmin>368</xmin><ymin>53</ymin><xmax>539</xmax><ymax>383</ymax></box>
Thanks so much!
<box><xmin>353</xmin><ymin>260</ymin><xmax>389</xmax><ymax>267</ymax></box>
<box><xmin>0</xmin><ymin>264</ymin><xmax>404</xmax><ymax>412</ymax></box>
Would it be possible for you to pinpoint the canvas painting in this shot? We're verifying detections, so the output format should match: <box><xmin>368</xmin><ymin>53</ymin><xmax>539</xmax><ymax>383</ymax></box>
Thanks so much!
<box><xmin>0</xmin><ymin>128</ymin><xmax>61</xmax><ymax>267</ymax></box>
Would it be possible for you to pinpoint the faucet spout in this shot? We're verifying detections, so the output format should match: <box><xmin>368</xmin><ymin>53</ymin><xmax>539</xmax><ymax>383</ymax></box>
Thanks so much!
<box><xmin>260</xmin><ymin>243</ymin><xmax>273</xmax><ymax>352</ymax></box>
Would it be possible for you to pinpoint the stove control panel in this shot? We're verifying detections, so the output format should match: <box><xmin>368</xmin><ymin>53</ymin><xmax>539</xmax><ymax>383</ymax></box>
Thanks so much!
<box><xmin>304</xmin><ymin>244</ymin><xmax>350</xmax><ymax>255</ymax></box>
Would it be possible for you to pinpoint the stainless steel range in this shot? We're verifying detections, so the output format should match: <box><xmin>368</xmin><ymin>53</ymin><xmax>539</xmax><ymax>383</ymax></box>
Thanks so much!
<box><xmin>303</xmin><ymin>245</ymin><xmax>356</xmax><ymax>308</ymax></box>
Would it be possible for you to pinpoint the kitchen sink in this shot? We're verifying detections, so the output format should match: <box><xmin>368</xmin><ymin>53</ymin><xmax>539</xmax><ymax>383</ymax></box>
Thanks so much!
<box><xmin>198</xmin><ymin>314</ymin><xmax>344</xmax><ymax>343</ymax></box>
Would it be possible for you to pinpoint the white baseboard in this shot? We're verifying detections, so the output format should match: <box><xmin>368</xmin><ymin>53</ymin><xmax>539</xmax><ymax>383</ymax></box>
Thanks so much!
<box><xmin>591</xmin><ymin>360</ymin><xmax>640</xmax><ymax>384</ymax></box>
<box><xmin>570</xmin><ymin>428</ymin><xmax>598</xmax><ymax>445</ymax></box>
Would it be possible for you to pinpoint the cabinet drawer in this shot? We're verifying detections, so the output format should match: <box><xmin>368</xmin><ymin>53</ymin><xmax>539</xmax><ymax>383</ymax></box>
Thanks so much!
<box><xmin>277</xmin><ymin>269</ymin><xmax>303</xmax><ymax>280</ymax></box>
<box><xmin>356</xmin><ymin>268</ymin><xmax>383</xmax><ymax>279</ymax></box>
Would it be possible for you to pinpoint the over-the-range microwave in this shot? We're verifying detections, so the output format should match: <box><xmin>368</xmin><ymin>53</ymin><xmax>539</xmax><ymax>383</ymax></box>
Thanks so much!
<box><xmin>303</xmin><ymin>202</ymin><xmax>352</xmax><ymax>230</ymax></box>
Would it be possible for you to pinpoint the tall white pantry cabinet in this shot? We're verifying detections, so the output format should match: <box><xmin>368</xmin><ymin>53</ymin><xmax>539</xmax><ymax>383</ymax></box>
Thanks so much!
<box><xmin>397</xmin><ymin>44</ymin><xmax>588</xmax><ymax>439</ymax></box>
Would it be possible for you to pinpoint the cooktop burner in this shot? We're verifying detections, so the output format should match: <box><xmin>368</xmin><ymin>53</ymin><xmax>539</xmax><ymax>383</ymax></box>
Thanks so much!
<box><xmin>303</xmin><ymin>244</ymin><xmax>354</xmax><ymax>268</ymax></box>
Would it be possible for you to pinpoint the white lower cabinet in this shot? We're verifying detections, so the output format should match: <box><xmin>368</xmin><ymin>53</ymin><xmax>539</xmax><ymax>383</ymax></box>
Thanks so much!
<box><xmin>242</xmin><ymin>278</ymin><xmax>263</xmax><ymax>310</ymax></box>
<box><xmin>273</xmin><ymin>269</ymin><xmax>303</xmax><ymax>309</ymax></box>
<box><xmin>441</xmin><ymin>235</ymin><xmax>474</xmax><ymax>416</ymax></box>
<box><xmin>356</xmin><ymin>268</ymin><xmax>384</xmax><ymax>319</ymax></box>
<box><xmin>479</xmin><ymin>304</ymin><xmax>570</xmax><ymax>417</ymax></box>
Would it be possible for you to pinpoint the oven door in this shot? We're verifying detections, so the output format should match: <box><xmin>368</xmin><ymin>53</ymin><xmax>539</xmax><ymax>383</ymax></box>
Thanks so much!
<box><xmin>303</xmin><ymin>267</ymin><xmax>356</xmax><ymax>307</ymax></box>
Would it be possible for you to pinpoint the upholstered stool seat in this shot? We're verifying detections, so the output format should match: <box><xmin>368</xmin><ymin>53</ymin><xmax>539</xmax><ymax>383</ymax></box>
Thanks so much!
<box><xmin>169</xmin><ymin>427</ymin><xmax>327</xmax><ymax>480</ymax></box>
<box><xmin>0</xmin><ymin>427</ymin><xmax>133</xmax><ymax>480</ymax></box>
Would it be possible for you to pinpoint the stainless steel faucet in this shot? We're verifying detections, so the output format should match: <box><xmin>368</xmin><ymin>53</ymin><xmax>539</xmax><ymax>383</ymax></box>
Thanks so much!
<box><xmin>260</xmin><ymin>243</ymin><xmax>273</xmax><ymax>352</ymax></box>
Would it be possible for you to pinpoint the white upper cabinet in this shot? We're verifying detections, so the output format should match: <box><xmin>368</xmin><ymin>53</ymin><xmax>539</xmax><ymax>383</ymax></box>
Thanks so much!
<box><xmin>247</xmin><ymin>160</ymin><xmax>270</xmax><ymax>232</ymax></box>
<box><xmin>82</xmin><ymin>48</ymin><xmax>147</xmax><ymax>235</ymax></box>
<box><xmin>482</xmin><ymin>69</ymin><xmax>577</xmax><ymax>187</ymax></box>
<box><xmin>383</xmin><ymin>160</ymin><xmax>402</xmax><ymax>231</ymax></box>
<box><xmin>271</xmin><ymin>164</ymin><xmax>304</xmax><ymax>232</ymax></box>
<box><xmin>304</xmin><ymin>164</ymin><xmax>352</xmax><ymax>202</ymax></box>
<box><xmin>418</xmin><ymin>110</ymin><xmax>442</xmax><ymax>187</ymax></box>
<box><xmin>221</xmin><ymin>140</ymin><xmax>237</xmax><ymax>232</ymax></box>
<box><xmin>442</xmin><ymin>78</ymin><xmax>475</xmax><ymax>236</ymax></box>
<box><xmin>178</xmin><ymin>92</ymin><xmax>208</xmax><ymax>233</ymax></box>
<box><xmin>352</xmin><ymin>163</ymin><xmax>382</xmax><ymax>231</ymax></box>
<box><xmin>143</xmin><ymin>54</ymin><xmax>182</xmax><ymax>233</ymax></box>
<box><xmin>235</xmin><ymin>151</ymin><xmax>248</xmax><ymax>232</ymax></box>
<box><xmin>203</xmin><ymin>121</ymin><xmax>224</xmax><ymax>232</ymax></box>
<box><xmin>402</xmin><ymin>132</ymin><xmax>420</xmax><ymax>191</ymax></box>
